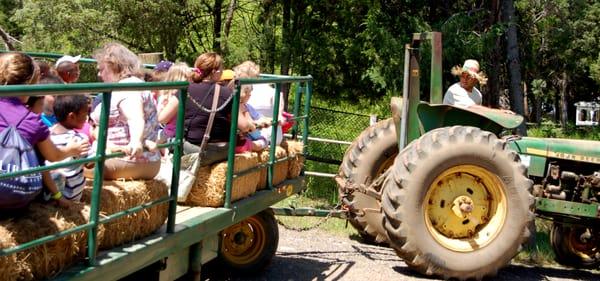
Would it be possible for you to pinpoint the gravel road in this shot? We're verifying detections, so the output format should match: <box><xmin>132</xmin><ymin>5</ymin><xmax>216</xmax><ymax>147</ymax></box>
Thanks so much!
<box><xmin>203</xmin><ymin>226</ymin><xmax>599</xmax><ymax>281</ymax></box>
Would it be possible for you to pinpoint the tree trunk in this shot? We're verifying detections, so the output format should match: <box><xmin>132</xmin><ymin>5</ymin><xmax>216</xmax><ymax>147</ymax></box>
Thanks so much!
<box><xmin>222</xmin><ymin>0</ymin><xmax>237</xmax><ymax>55</ymax></box>
<box><xmin>502</xmin><ymin>0</ymin><xmax>526</xmax><ymax>135</ymax></box>
<box><xmin>260</xmin><ymin>0</ymin><xmax>277</xmax><ymax>73</ymax></box>
<box><xmin>280</xmin><ymin>0</ymin><xmax>291</xmax><ymax>111</ymax></box>
<box><xmin>484</xmin><ymin>0</ymin><xmax>501</xmax><ymax>108</ymax></box>
<box><xmin>533</xmin><ymin>95</ymin><xmax>541</xmax><ymax>124</ymax></box>
<box><xmin>213</xmin><ymin>0</ymin><xmax>223</xmax><ymax>53</ymax></box>
<box><xmin>0</xmin><ymin>26</ymin><xmax>15</xmax><ymax>51</ymax></box>
<box><xmin>560</xmin><ymin>72</ymin><xmax>568</xmax><ymax>129</ymax></box>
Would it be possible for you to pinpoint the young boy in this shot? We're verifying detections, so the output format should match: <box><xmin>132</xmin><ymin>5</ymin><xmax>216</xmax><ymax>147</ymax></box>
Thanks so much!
<box><xmin>47</xmin><ymin>95</ymin><xmax>91</xmax><ymax>202</ymax></box>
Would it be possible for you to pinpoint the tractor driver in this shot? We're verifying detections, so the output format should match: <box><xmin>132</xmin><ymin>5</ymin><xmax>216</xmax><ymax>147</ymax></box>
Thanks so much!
<box><xmin>443</xmin><ymin>59</ymin><xmax>487</xmax><ymax>108</ymax></box>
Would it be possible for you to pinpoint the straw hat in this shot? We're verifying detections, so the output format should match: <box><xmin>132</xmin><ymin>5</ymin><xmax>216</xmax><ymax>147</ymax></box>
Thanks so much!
<box><xmin>451</xmin><ymin>59</ymin><xmax>487</xmax><ymax>85</ymax></box>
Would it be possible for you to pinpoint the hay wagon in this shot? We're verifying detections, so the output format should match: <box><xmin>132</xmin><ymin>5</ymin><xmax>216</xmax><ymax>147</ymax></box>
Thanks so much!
<box><xmin>0</xmin><ymin>52</ymin><xmax>312</xmax><ymax>281</ymax></box>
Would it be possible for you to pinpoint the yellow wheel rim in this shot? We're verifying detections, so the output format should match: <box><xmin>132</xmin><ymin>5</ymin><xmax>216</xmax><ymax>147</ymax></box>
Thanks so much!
<box><xmin>221</xmin><ymin>216</ymin><xmax>266</xmax><ymax>264</ymax></box>
<box><xmin>424</xmin><ymin>165</ymin><xmax>507</xmax><ymax>252</ymax></box>
<box><xmin>376</xmin><ymin>154</ymin><xmax>397</xmax><ymax>177</ymax></box>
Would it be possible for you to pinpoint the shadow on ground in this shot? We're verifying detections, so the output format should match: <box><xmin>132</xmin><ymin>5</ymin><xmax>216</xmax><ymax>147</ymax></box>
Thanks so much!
<box><xmin>202</xmin><ymin>255</ymin><xmax>352</xmax><ymax>281</ymax></box>
<box><xmin>392</xmin><ymin>263</ymin><xmax>599</xmax><ymax>281</ymax></box>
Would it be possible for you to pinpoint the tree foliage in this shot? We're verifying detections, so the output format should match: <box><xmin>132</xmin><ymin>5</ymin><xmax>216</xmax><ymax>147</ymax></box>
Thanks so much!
<box><xmin>2</xmin><ymin>0</ymin><xmax>599</xmax><ymax>122</ymax></box>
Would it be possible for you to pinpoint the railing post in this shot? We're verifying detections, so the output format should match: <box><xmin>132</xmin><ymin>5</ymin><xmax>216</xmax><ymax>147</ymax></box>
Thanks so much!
<box><xmin>291</xmin><ymin>83</ymin><xmax>303</xmax><ymax>139</ymax></box>
<box><xmin>225</xmin><ymin>83</ymin><xmax>241</xmax><ymax>209</ymax></box>
<box><xmin>87</xmin><ymin>91</ymin><xmax>111</xmax><ymax>265</ymax></box>
<box><xmin>167</xmin><ymin>88</ymin><xmax>187</xmax><ymax>233</ymax></box>
<box><xmin>268</xmin><ymin>83</ymin><xmax>282</xmax><ymax>189</ymax></box>
<box><xmin>302</xmin><ymin>78</ymin><xmax>313</xmax><ymax>174</ymax></box>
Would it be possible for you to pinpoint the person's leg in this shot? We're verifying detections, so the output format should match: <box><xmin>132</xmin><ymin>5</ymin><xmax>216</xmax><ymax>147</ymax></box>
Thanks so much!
<box><xmin>183</xmin><ymin>141</ymin><xmax>201</xmax><ymax>154</ymax></box>
<box><xmin>102</xmin><ymin>159</ymin><xmax>161</xmax><ymax>180</ymax></box>
<box><xmin>183</xmin><ymin>141</ymin><xmax>229</xmax><ymax>166</ymax></box>
<box><xmin>202</xmin><ymin>142</ymin><xmax>230</xmax><ymax>166</ymax></box>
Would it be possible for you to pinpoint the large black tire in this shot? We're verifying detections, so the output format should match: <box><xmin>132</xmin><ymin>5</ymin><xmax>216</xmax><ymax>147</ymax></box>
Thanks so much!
<box><xmin>338</xmin><ymin>118</ymin><xmax>398</xmax><ymax>243</ymax></box>
<box><xmin>381</xmin><ymin>126</ymin><xmax>534</xmax><ymax>280</ymax></box>
<box><xmin>218</xmin><ymin>210</ymin><xmax>279</xmax><ymax>275</ymax></box>
<box><xmin>550</xmin><ymin>223</ymin><xmax>600</xmax><ymax>268</ymax></box>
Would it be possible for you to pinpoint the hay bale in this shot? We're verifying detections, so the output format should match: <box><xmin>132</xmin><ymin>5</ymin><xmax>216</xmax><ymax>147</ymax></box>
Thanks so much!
<box><xmin>186</xmin><ymin>152</ymin><xmax>259</xmax><ymax>207</ymax></box>
<box><xmin>1</xmin><ymin>203</ymin><xmax>92</xmax><ymax>281</ymax></box>
<box><xmin>81</xmin><ymin>180</ymin><xmax>168</xmax><ymax>249</ymax></box>
<box><xmin>257</xmin><ymin>147</ymin><xmax>289</xmax><ymax>189</ymax></box>
<box><xmin>0</xmin><ymin>225</ymin><xmax>18</xmax><ymax>281</ymax></box>
<box><xmin>285</xmin><ymin>140</ymin><xmax>305</xmax><ymax>179</ymax></box>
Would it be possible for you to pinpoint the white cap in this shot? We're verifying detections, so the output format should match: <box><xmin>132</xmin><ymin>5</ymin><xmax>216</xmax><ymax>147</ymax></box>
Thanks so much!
<box><xmin>55</xmin><ymin>55</ymin><xmax>81</xmax><ymax>67</ymax></box>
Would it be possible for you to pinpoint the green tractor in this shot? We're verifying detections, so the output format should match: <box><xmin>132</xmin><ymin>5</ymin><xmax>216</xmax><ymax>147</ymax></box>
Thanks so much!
<box><xmin>337</xmin><ymin>32</ymin><xmax>600</xmax><ymax>280</ymax></box>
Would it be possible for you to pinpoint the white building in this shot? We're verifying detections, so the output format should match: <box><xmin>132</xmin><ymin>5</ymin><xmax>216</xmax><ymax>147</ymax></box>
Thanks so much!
<box><xmin>574</xmin><ymin>101</ymin><xmax>600</xmax><ymax>126</ymax></box>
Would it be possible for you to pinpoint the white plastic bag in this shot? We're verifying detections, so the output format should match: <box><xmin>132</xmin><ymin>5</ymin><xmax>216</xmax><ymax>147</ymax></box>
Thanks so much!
<box><xmin>155</xmin><ymin>153</ymin><xmax>200</xmax><ymax>202</ymax></box>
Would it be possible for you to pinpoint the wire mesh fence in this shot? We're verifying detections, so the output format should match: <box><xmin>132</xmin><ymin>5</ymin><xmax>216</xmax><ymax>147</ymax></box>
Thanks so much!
<box><xmin>299</xmin><ymin>106</ymin><xmax>381</xmax><ymax>203</ymax></box>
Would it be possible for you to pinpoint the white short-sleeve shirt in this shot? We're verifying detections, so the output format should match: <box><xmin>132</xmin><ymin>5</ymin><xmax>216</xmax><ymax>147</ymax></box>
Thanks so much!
<box><xmin>443</xmin><ymin>82</ymin><xmax>482</xmax><ymax>107</ymax></box>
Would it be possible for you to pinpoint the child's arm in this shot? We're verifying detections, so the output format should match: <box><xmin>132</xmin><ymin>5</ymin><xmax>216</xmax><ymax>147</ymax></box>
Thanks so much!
<box><xmin>36</xmin><ymin>138</ymin><xmax>90</xmax><ymax>162</ymax></box>
<box><xmin>157</xmin><ymin>95</ymin><xmax>179</xmax><ymax>125</ymax></box>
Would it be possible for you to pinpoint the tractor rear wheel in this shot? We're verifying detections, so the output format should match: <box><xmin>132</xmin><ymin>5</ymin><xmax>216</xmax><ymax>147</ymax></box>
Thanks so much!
<box><xmin>381</xmin><ymin>126</ymin><xmax>534</xmax><ymax>280</ymax></box>
<box><xmin>550</xmin><ymin>223</ymin><xmax>600</xmax><ymax>268</ymax></box>
<box><xmin>219</xmin><ymin>210</ymin><xmax>278</xmax><ymax>274</ymax></box>
<box><xmin>338</xmin><ymin>118</ymin><xmax>398</xmax><ymax>243</ymax></box>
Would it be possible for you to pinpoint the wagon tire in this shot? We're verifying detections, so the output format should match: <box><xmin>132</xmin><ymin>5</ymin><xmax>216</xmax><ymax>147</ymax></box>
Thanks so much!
<box><xmin>219</xmin><ymin>210</ymin><xmax>279</xmax><ymax>275</ymax></box>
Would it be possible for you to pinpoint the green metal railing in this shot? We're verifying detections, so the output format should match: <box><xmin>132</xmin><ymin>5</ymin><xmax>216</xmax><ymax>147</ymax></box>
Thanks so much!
<box><xmin>224</xmin><ymin>75</ymin><xmax>313</xmax><ymax>208</ymax></box>
<box><xmin>0</xmin><ymin>52</ymin><xmax>313</xmax><ymax>271</ymax></box>
<box><xmin>0</xmin><ymin>81</ymin><xmax>188</xmax><ymax>265</ymax></box>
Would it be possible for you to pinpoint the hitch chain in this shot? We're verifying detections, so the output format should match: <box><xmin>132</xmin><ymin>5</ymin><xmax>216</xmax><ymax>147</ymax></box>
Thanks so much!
<box><xmin>334</xmin><ymin>170</ymin><xmax>389</xmax><ymax>224</ymax></box>
<box><xmin>276</xmin><ymin>201</ymin><xmax>345</xmax><ymax>232</ymax></box>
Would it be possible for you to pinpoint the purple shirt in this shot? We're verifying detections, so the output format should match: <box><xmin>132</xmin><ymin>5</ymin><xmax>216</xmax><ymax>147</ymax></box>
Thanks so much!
<box><xmin>0</xmin><ymin>98</ymin><xmax>49</xmax><ymax>146</ymax></box>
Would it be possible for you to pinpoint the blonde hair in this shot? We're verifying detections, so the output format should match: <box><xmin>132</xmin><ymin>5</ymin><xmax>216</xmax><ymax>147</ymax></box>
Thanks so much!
<box><xmin>159</xmin><ymin>62</ymin><xmax>190</xmax><ymax>96</ymax></box>
<box><xmin>0</xmin><ymin>52</ymin><xmax>40</xmax><ymax>85</ymax></box>
<box><xmin>233</xmin><ymin>61</ymin><xmax>260</xmax><ymax>79</ymax></box>
<box><xmin>191</xmin><ymin>52</ymin><xmax>223</xmax><ymax>83</ymax></box>
<box><xmin>93</xmin><ymin>42</ymin><xmax>142</xmax><ymax>80</ymax></box>
<box><xmin>240</xmin><ymin>84</ymin><xmax>253</xmax><ymax>100</ymax></box>
<box><xmin>164</xmin><ymin>63</ymin><xmax>190</xmax><ymax>82</ymax></box>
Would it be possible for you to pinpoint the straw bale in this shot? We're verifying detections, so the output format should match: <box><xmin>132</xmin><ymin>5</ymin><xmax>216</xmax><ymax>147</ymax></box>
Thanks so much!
<box><xmin>81</xmin><ymin>180</ymin><xmax>168</xmax><ymax>249</ymax></box>
<box><xmin>186</xmin><ymin>152</ymin><xmax>259</xmax><ymax>207</ymax></box>
<box><xmin>257</xmin><ymin>147</ymin><xmax>289</xmax><ymax>189</ymax></box>
<box><xmin>0</xmin><ymin>225</ymin><xmax>18</xmax><ymax>281</ymax></box>
<box><xmin>285</xmin><ymin>140</ymin><xmax>305</xmax><ymax>179</ymax></box>
<box><xmin>1</xmin><ymin>203</ymin><xmax>92</xmax><ymax>281</ymax></box>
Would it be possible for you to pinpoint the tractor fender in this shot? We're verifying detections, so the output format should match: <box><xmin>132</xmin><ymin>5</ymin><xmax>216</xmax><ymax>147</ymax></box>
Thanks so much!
<box><xmin>417</xmin><ymin>103</ymin><xmax>524</xmax><ymax>136</ymax></box>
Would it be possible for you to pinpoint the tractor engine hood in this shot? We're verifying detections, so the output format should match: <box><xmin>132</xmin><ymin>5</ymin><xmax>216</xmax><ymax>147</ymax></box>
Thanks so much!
<box><xmin>510</xmin><ymin>137</ymin><xmax>600</xmax><ymax>165</ymax></box>
<box><xmin>417</xmin><ymin>103</ymin><xmax>524</xmax><ymax>135</ymax></box>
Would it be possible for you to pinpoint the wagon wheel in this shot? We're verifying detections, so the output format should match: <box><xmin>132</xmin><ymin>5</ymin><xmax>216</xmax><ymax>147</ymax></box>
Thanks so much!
<box><xmin>338</xmin><ymin>118</ymin><xmax>398</xmax><ymax>243</ymax></box>
<box><xmin>381</xmin><ymin>126</ymin><xmax>534</xmax><ymax>280</ymax></box>
<box><xmin>551</xmin><ymin>223</ymin><xmax>600</xmax><ymax>268</ymax></box>
<box><xmin>219</xmin><ymin>210</ymin><xmax>278</xmax><ymax>274</ymax></box>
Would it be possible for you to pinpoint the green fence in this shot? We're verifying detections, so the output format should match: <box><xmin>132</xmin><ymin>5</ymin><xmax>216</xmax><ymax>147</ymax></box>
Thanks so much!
<box><xmin>301</xmin><ymin>107</ymin><xmax>380</xmax><ymax>203</ymax></box>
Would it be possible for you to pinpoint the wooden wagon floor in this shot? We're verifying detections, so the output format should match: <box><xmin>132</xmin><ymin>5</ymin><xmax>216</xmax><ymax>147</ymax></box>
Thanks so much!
<box><xmin>173</xmin><ymin>205</ymin><xmax>215</xmax><ymax>225</ymax></box>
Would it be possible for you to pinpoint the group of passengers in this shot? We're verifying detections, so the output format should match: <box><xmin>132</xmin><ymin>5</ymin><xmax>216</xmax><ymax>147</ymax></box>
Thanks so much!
<box><xmin>0</xmin><ymin>42</ymin><xmax>285</xmax><ymax>212</ymax></box>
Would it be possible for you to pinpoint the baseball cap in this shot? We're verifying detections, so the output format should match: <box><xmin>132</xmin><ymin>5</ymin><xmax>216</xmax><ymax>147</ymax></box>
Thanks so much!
<box><xmin>220</xmin><ymin>69</ymin><xmax>235</xmax><ymax>81</ymax></box>
<box><xmin>55</xmin><ymin>55</ymin><xmax>81</xmax><ymax>67</ymax></box>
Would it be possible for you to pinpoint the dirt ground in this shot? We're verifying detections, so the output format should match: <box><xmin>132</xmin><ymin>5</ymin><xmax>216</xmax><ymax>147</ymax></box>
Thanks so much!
<box><xmin>203</xmin><ymin>226</ymin><xmax>600</xmax><ymax>281</ymax></box>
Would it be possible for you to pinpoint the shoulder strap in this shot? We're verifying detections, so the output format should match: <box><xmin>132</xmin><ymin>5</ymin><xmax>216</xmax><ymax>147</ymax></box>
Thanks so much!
<box><xmin>0</xmin><ymin>112</ymin><xmax>7</xmax><ymax>124</ymax></box>
<box><xmin>197</xmin><ymin>84</ymin><xmax>221</xmax><ymax>154</ymax></box>
<box><xmin>15</xmin><ymin>112</ymin><xmax>31</xmax><ymax>127</ymax></box>
<box><xmin>0</xmin><ymin>111</ymin><xmax>30</xmax><ymax>128</ymax></box>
